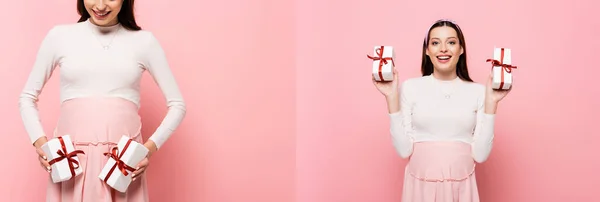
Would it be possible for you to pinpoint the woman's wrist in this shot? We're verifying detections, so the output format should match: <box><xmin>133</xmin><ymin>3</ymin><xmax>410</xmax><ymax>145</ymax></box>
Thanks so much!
<box><xmin>33</xmin><ymin>136</ymin><xmax>48</xmax><ymax>148</ymax></box>
<box><xmin>484</xmin><ymin>100</ymin><xmax>498</xmax><ymax>114</ymax></box>
<box><xmin>144</xmin><ymin>140</ymin><xmax>158</xmax><ymax>158</ymax></box>
<box><xmin>385</xmin><ymin>93</ymin><xmax>400</xmax><ymax>114</ymax></box>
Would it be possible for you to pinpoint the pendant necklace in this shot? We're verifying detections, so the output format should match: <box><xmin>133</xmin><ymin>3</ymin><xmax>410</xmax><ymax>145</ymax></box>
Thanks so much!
<box><xmin>90</xmin><ymin>24</ymin><xmax>121</xmax><ymax>51</ymax></box>
<box><xmin>431</xmin><ymin>75</ymin><xmax>458</xmax><ymax>100</ymax></box>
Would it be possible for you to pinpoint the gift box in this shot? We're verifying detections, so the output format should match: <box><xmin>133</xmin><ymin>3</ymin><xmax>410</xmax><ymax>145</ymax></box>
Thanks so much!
<box><xmin>368</xmin><ymin>46</ymin><xmax>395</xmax><ymax>82</ymax></box>
<box><xmin>487</xmin><ymin>47</ymin><xmax>517</xmax><ymax>90</ymax></box>
<box><xmin>41</xmin><ymin>135</ymin><xmax>85</xmax><ymax>183</ymax></box>
<box><xmin>98</xmin><ymin>135</ymin><xmax>149</xmax><ymax>193</ymax></box>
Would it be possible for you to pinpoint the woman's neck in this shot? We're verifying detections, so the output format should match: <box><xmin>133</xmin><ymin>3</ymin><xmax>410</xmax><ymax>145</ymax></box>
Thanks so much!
<box><xmin>89</xmin><ymin>18</ymin><xmax>119</xmax><ymax>27</ymax></box>
<box><xmin>85</xmin><ymin>19</ymin><xmax>121</xmax><ymax>35</ymax></box>
<box><xmin>432</xmin><ymin>70</ymin><xmax>458</xmax><ymax>81</ymax></box>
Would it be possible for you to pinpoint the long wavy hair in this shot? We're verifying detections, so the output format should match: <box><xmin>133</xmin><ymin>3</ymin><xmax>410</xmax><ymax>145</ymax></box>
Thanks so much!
<box><xmin>76</xmin><ymin>0</ymin><xmax>141</xmax><ymax>31</ymax></box>
<box><xmin>421</xmin><ymin>20</ymin><xmax>472</xmax><ymax>82</ymax></box>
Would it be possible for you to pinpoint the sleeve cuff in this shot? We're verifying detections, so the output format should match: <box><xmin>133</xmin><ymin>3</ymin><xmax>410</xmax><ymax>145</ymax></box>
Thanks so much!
<box><xmin>148</xmin><ymin>136</ymin><xmax>163</xmax><ymax>150</ymax></box>
<box><xmin>30</xmin><ymin>134</ymin><xmax>46</xmax><ymax>145</ymax></box>
<box><xmin>482</xmin><ymin>113</ymin><xmax>496</xmax><ymax>121</ymax></box>
<box><xmin>389</xmin><ymin>111</ymin><xmax>402</xmax><ymax>118</ymax></box>
<box><xmin>388</xmin><ymin>111</ymin><xmax>403</xmax><ymax>124</ymax></box>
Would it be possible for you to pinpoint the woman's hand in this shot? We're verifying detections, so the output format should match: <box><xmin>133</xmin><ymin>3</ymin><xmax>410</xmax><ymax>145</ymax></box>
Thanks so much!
<box><xmin>131</xmin><ymin>157</ymin><xmax>148</xmax><ymax>181</ymax></box>
<box><xmin>33</xmin><ymin>137</ymin><xmax>51</xmax><ymax>173</ymax></box>
<box><xmin>372</xmin><ymin>68</ymin><xmax>399</xmax><ymax>98</ymax></box>
<box><xmin>486</xmin><ymin>73</ymin><xmax>512</xmax><ymax>102</ymax></box>
<box><xmin>484</xmin><ymin>73</ymin><xmax>513</xmax><ymax>114</ymax></box>
<box><xmin>132</xmin><ymin>141</ymin><xmax>158</xmax><ymax>181</ymax></box>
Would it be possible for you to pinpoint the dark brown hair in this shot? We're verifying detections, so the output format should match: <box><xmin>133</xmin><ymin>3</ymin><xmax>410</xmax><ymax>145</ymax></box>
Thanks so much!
<box><xmin>421</xmin><ymin>20</ymin><xmax>472</xmax><ymax>82</ymax></box>
<box><xmin>77</xmin><ymin>0</ymin><xmax>141</xmax><ymax>31</ymax></box>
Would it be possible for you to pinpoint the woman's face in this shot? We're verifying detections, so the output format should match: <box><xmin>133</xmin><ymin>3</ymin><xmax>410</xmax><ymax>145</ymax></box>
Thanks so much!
<box><xmin>84</xmin><ymin>0</ymin><xmax>123</xmax><ymax>26</ymax></box>
<box><xmin>426</xmin><ymin>26</ymin><xmax>463</xmax><ymax>74</ymax></box>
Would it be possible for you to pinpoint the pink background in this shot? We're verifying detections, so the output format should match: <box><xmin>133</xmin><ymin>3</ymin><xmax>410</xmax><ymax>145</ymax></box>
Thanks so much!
<box><xmin>0</xmin><ymin>0</ymin><xmax>294</xmax><ymax>202</ymax></box>
<box><xmin>1</xmin><ymin>0</ymin><xmax>599</xmax><ymax>202</ymax></box>
<box><xmin>295</xmin><ymin>0</ymin><xmax>599</xmax><ymax>202</ymax></box>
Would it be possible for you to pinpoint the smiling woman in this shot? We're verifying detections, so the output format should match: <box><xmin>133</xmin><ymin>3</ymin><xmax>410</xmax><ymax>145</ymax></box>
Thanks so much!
<box><xmin>372</xmin><ymin>19</ymin><xmax>512</xmax><ymax>202</ymax></box>
<box><xmin>19</xmin><ymin>0</ymin><xmax>186</xmax><ymax>201</ymax></box>
<box><xmin>77</xmin><ymin>0</ymin><xmax>141</xmax><ymax>30</ymax></box>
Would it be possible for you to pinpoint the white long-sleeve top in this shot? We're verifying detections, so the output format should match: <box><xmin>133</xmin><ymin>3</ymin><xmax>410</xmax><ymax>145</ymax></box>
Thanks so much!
<box><xmin>389</xmin><ymin>75</ymin><xmax>495</xmax><ymax>163</ymax></box>
<box><xmin>19</xmin><ymin>20</ymin><xmax>186</xmax><ymax>149</ymax></box>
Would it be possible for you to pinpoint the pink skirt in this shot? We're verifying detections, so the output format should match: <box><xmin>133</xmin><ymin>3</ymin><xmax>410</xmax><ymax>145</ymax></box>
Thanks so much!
<box><xmin>402</xmin><ymin>142</ymin><xmax>479</xmax><ymax>202</ymax></box>
<box><xmin>45</xmin><ymin>97</ymin><xmax>149</xmax><ymax>202</ymax></box>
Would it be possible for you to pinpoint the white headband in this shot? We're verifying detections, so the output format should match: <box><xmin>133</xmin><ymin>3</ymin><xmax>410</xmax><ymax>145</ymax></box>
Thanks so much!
<box><xmin>424</xmin><ymin>19</ymin><xmax>461</xmax><ymax>44</ymax></box>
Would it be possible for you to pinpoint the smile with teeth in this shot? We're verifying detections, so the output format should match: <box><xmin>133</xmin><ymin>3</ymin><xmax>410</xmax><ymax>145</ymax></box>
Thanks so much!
<box><xmin>93</xmin><ymin>10</ymin><xmax>110</xmax><ymax>17</ymax></box>
<box><xmin>437</xmin><ymin>56</ymin><xmax>451</xmax><ymax>60</ymax></box>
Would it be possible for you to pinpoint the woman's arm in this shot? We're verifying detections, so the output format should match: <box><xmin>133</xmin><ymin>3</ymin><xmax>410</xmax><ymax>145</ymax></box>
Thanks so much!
<box><xmin>471</xmin><ymin>87</ymin><xmax>497</xmax><ymax>163</ymax></box>
<box><xmin>141</xmin><ymin>32</ymin><xmax>187</xmax><ymax>156</ymax></box>
<box><xmin>19</xmin><ymin>26</ymin><xmax>60</xmax><ymax>147</ymax></box>
<box><xmin>388</xmin><ymin>81</ymin><xmax>416</xmax><ymax>158</ymax></box>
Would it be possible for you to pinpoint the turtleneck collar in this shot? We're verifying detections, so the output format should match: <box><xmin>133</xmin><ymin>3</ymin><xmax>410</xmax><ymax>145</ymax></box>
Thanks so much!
<box><xmin>429</xmin><ymin>73</ymin><xmax>461</xmax><ymax>84</ymax></box>
<box><xmin>84</xmin><ymin>19</ymin><xmax>121</xmax><ymax>35</ymax></box>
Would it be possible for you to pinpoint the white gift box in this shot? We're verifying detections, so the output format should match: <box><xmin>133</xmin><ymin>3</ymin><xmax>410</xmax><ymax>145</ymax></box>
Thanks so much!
<box><xmin>98</xmin><ymin>136</ymin><xmax>149</xmax><ymax>193</ymax></box>
<box><xmin>490</xmin><ymin>47</ymin><xmax>516</xmax><ymax>90</ymax></box>
<box><xmin>369</xmin><ymin>46</ymin><xmax>395</xmax><ymax>82</ymax></box>
<box><xmin>41</xmin><ymin>135</ymin><xmax>84</xmax><ymax>183</ymax></box>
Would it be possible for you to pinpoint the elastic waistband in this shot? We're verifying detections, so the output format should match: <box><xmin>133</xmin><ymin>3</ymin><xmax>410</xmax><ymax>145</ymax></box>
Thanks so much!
<box><xmin>73</xmin><ymin>141</ymin><xmax>118</xmax><ymax>146</ymax></box>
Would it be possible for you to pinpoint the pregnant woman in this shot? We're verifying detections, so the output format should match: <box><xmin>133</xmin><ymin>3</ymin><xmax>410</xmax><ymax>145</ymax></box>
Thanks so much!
<box><xmin>19</xmin><ymin>0</ymin><xmax>186</xmax><ymax>201</ymax></box>
<box><xmin>373</xmin><ymin>19</ymin><xmax>512</xmax><ymax>202</ymax></box>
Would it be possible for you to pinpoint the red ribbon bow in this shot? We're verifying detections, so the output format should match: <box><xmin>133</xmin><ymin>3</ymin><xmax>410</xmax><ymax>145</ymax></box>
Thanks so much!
<box><xmin>48</xmin><ymin>136</ymin><xmax>85</xmax><ymax>177</ymax></box>
<box><xmin>486</xmin><ymin>48</ymin><xmax>517</xmax><ymax>89</ymax></box>
<box><xmin>103</xmin><ymin>139</ymin><xmax>136</xmax><ymax>183</ymax></box>
<box><xmin>367</xmin><ymin>46</ymin><xmax>395</xmax><ymax>82</ymax></box>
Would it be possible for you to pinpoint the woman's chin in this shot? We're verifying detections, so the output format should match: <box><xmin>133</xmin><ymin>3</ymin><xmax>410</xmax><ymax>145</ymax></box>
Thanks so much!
<box><xmin>434</xmin><ymin>65</ymin><xmax>457</xmax><ymax>74</ymax></box>
<box><xmin>434</xmin><ymin>64</ymin><xmax>452</xmax><ymax>71</ymax></box>
<box><xmin>90</xmin><ymin>16</ymin><xmax>117</xmax><ymax>26</ymax></box>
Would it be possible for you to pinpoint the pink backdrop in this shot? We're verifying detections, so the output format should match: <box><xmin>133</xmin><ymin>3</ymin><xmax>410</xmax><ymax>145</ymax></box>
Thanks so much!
<box><xmin>295</xmin><ymin>0</ymin><xmax>599</xmax><ymax>202</ymax></box>
<box><xmin>1</xmin><ymin>0</ymin><xmax>599</xmax><ymax>202</ymax></box>
<box><xmin>0</xmin><ymin>0</ymin><xmax>294</xmax><ymax>202</ymax></box>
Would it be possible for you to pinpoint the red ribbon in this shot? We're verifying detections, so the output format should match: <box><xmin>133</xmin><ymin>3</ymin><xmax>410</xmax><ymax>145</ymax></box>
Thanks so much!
<box><xmin>367</xmin><ymin>46</ymin><xmax>395</xmax><ymax>82</ymax></box>
<box><xmin>103</xmin><ymin>139</ymin><xmax>137</xmax><ymax>183</ymax></box>
<box><xmin>486</xmin><ymin>48</ymin><xmax>517</xmax><ymax>89</ymax></box>
<box><xmin>48</xmin><ymin>136</ymin><xmax>85</xmax><ymax>178</ymax></box>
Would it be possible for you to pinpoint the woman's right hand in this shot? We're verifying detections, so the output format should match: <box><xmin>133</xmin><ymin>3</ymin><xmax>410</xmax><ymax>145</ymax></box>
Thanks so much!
<box><xmin>372</xmin><ymin>68</ymin><xmax>400</xmax><ymax>98</ymax></box>
<box><xmin>34</xmin><ymin>137</ymin><xmax>51</xmax><ymax>173</ymax></box>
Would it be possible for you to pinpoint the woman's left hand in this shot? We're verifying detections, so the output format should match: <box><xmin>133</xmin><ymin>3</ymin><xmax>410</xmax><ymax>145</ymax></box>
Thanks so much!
<box><xmin>132</xmin><ymin>141</ymin><xmax>158</xmax><ymax>181</ymax></box>
<box><xmin>485</xmin><ymin>73</ymin><xmax>512</xmax><ymax>103</ymax></box>
<box><xmin>132</xmin><ymin>157</ymin><xmax>149</xmax><ymax>181</ymax></box>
